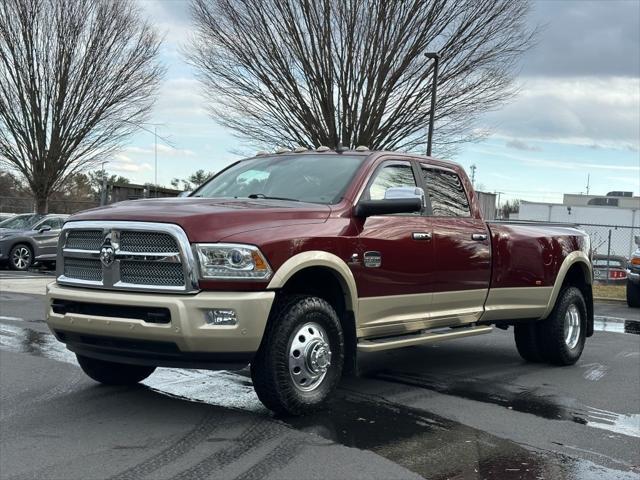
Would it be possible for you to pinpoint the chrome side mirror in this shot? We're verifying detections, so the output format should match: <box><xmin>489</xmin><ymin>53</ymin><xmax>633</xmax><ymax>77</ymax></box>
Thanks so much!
<box><xmin>384</xmin><ymin>186</ymin><xmax>426</xmax><ymax>209</ymax></box>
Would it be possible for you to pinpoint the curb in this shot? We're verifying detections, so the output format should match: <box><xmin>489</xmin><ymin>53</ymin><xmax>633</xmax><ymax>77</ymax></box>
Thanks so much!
<box><xmin>594</xmin><ymin>297</ymin><xmax>626</xmax><ymax>304</ymax></box>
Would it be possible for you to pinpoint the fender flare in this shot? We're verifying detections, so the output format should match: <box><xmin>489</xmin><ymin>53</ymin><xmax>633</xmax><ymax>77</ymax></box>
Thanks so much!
<box><xmin>542</xmin><ymin>250</ymin><xmax>592</xmax><ymax>319</ymax></box>
<box><xmin>267</xmin><ymin>251</ymin><xmax>359</xmax><ymax>317</ymax></box>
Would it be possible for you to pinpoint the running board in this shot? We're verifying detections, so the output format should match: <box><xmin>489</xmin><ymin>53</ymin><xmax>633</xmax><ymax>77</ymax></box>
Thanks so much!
<box><xmin>357</xmin><ymin>325</ymin><xmax>493</xmax><ymax>352</ymax></box>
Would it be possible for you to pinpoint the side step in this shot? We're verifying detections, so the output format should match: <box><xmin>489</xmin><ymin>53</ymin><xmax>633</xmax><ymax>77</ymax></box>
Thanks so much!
<box><xmin>357</xmin><ymin>325</ymin><xmax>493</xmax><ymax>353</ymax></box>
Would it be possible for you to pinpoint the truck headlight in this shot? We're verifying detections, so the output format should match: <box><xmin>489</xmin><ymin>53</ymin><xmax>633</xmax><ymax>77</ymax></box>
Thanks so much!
<box><xmin>194</xmin><ymin>243</ymin><xmax>272</xmax><ymax>280</ymax></box>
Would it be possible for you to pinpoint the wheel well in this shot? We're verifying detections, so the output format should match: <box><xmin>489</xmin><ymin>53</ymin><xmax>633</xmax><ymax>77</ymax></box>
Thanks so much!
<box><xmin>562</xmin><ymin>262</ymin><xmax>594</xmax><ymax>337</ymax></box>
<box><xmin>278</xmin><ymin>266</ymin><xmax>358</xmax><ymax>375</ymax></box>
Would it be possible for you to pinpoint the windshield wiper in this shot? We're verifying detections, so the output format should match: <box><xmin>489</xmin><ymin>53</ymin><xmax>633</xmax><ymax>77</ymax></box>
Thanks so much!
<box><xmin>246</xmin><ymin>193</ymin><xmax>300</xmax><ymax>202</ymax></box>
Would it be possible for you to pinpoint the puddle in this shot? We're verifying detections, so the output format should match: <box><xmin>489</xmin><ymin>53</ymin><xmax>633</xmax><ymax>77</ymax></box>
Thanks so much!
<box><xmin>285</xmin><ymin>393</ymin><xmax>638</xmax><ymax>480</ymax></box>
<box><xmin>1</xmin><ymin>321</ymin><xmax>639</xmax><ymax>479</ymax></box>
<box><xmin>595</xmin><ymin>318</ymin><xmax>640</xmax><ymax>335</ymax></box>
<box><xmin>372</xmin><ymin>370</ymin><xmax>640</xmax><ymax>439</ymax></box>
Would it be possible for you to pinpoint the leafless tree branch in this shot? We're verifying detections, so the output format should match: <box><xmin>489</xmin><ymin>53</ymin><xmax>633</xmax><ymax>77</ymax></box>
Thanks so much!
<box><xmin>0</xmin><ymin>0</ymin><xmax>164</xmax><ymax>212</ymax></box>
<box><xmin>187</xmin><ymin>0</ymin><xmax>536</xmax><ymax>158</ymax></box>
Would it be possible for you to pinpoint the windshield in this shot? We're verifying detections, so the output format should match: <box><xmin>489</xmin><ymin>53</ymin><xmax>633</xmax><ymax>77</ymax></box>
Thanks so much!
<box><xmin>194</xmin><ymin>154</ymin><xmax>365</xmax><ymax>204</ymax></box>
<box><xmin>593</xmin><ymin>258</ymin><xmax>624</xmax><ymax>268</ymax></box>
<box><xmin>0</xmin><ymin>214</ymin><xmax>44</xmax><ymax>230</ymax></box>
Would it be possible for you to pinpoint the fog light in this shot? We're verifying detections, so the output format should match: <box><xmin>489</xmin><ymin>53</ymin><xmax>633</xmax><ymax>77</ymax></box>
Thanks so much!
<box><xmin>205</xmin><ymin>309</ymin><xmax>238</xmax><ymax>326</ymax></box>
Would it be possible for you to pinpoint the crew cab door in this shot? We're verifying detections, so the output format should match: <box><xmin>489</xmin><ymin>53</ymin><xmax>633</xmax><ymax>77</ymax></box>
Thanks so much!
<box><xmin>352</xmin><ymin>160</ymin><xmax>435</xmax><ymax>337</ymax></box>
<box><xmin>420</xmin><ymin>165</ymin><xmax>491</xmax><ymax>324</ymax></box>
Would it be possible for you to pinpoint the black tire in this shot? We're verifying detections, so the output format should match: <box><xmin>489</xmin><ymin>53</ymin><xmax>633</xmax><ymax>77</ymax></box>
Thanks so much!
<box><xmin>537</xmin><ymin>287</ymin><xmax>587</xmax><ymax>366</ymax></box>
<box><xmin>9</xmin><ymin>243</ymin><xmax>33</xmax><ymax>271</ymax></box>
<box><xmin>627</xmin><ymin>281</ymin><xmax>640</xmax><ymax>308</ymax></box>
<box><xmin>514</xmin><ymin>322</ymin><xmax>546</xmax><ymax>362</ymax></box>
<box><xmin>76</xmin><ymin>354</ymin><xmax>155</xmax><ymax>385</ymax></box>
<box><xmin>251</xmin><ymin>295</ymin><xmax>344</xmax><ymax>416</ymax></box>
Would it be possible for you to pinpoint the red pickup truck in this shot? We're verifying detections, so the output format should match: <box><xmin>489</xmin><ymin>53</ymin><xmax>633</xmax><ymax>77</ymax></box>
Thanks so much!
<box><xmin>46</xmin><ymin>149</ymin><xmax>593</xmax><ymax>415</ymax></box>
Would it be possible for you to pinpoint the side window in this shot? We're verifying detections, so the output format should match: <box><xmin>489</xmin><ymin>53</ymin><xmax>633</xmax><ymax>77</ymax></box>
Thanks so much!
<box><xmin>423</xmin><ymin>168</ymin><xmax>471</xmax><ymax>217</ymax></box>
<box><xmin>368</xmin><ymin>163</ymin><xmax>417</xmax><ymax>200</ymax></box>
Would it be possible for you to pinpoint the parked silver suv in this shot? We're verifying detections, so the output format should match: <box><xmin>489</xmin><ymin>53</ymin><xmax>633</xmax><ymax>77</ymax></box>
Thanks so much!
<box><xmin>0</xmin><ymin>213</ymin><xmax>68</xmax><ymax>271</ymax></box>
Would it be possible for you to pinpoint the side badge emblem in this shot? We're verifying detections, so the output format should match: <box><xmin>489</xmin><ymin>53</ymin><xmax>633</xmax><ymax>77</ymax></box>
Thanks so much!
<box><xmin>363</xmin><ymin>251</ymin><xmax>382</xmax><ymax>268</ymax></box>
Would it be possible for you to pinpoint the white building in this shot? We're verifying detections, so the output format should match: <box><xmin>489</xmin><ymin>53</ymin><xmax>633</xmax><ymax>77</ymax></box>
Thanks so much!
<box><xmin>516</xmin><ymin>192</ymin><xmax>639</xmax><ymax>258</ymax></box>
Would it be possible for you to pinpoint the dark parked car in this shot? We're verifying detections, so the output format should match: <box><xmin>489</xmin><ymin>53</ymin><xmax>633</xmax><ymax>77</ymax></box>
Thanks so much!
<box><xmin>0</xmin><ymin>213</ymin><xmax>68</xmax><ymax>270</ymax></box>
<box><xmin>627</xmin><ymin>237</ymin><xmax>640</xmax><ymax>308</ymax></box>
<box><xmin>592</xmin><ymin>254</ymin><xmax>628</xmax><ymax>284</ymax></box>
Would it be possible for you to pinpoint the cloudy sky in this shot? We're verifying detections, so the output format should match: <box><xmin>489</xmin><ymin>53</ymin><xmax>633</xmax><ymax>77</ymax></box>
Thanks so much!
<box><xmin>116</xmin><ymin>0</ymin><xmax>640</xmax><ymax>203</ymax></box>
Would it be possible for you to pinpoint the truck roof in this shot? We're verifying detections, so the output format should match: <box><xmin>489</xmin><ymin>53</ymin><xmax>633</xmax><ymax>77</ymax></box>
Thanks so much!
<box><xmin>251</xmin><ymin>148</ymin><xmax>465</xmax><ymax>172</ymax></box>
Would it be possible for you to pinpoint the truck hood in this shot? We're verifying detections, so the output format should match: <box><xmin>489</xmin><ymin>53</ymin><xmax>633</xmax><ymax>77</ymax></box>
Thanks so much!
<box><xmin>69</xmin><ymin>197</ymin><xmax>332</xmax><ymax>242</ymax></box>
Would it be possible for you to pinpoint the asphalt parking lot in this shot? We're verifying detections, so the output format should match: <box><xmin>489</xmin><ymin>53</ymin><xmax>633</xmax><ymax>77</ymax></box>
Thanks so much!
<box><xmin>0</xmin><ymin>270</ymin><xmax>638</xmax><ymax>480</ymax></box>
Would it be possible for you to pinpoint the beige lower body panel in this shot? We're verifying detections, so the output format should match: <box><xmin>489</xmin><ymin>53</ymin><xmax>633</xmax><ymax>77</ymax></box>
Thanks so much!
<box><xmin>357</xmin><ymin>289</ymin><xmax>487</xmax><ymax>338</ymax></box>
<box><xmin>46</xmin><ymin>283</ymin><xmax>275</xmax><ymax>353</ymax></box>
<box><xmin>481</xmin><ymin>286</ymin><xmax>552</xmax><ymax>322</ymax></box>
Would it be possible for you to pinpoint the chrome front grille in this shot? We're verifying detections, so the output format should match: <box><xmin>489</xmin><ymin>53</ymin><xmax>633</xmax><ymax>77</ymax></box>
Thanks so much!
<box><xmin>57</xmin><ymin>221</ymin><xmax>198</xmax><ymax>293</ymax></box>
<box><xmin>120</xmin><ymin>261</ymin><xmax>184</xmax><ymax>286</ymax></box>
<box><xmin>120</xmin><ymin>231</ymin><xmax>178</xmax><ymax>253</ymax></box>
<box><xmin>66</xmin><ymin>230</ymin><xmax>104</xmax><ymax>250</ymax></box>
<box><xmin>63</xmin><ymin>258</ymin><xmax>103</xmax><ymax>282</ymax></box>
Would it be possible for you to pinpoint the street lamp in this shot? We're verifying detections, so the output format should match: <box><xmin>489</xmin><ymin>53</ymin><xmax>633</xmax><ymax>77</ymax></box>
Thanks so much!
<box><xmin>424</xmin><ymin>52</ymin><xmax>440</xmax><ymax>157</ymax></box>
<box><xmin>119</xmin><ymin>120</ymin><xmax>175</xmax><ymax>196</ymax></box>
<box><xmin>100</xmin><ymin>161</ymin><xmax>109</xmax><ymax>206</ymax></box>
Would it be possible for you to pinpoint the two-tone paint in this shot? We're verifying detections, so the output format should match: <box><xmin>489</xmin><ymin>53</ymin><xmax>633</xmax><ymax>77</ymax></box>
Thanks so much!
<box><xmin>68</xmin><ymin>151</ymin><xmax>593</xmax><ymax>341</ymax></box>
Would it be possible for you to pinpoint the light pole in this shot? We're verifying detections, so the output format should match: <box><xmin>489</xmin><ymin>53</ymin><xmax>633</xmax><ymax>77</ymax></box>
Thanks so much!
<box><xmin>424</xmin><ymin>52</ymin><xmax>440</xmax><ymax>157</ymax></box>
<box><xmin>100</xmin><ymin>161</ymin><xmax>109</xmax><ymax>206</ymax></box>
<box><xmin>119</xmin><ymin>120</ymin><xmax>175</xmax><ymax>196</ymax></box>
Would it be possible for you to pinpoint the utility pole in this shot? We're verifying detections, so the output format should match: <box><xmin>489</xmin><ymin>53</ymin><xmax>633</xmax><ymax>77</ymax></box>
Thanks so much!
<box><xmin>495</xmin><ymin>191</ymin><xmax>503</xmax><ymax>219</ymax></box>
<box><xmin>100</xmin><ymin>161</ymin><xmax>109</xmax><ymax>206</ymax></box>
<box><xmin>470</xmin><ymin>164</ymin><xmax>477</xmax><ymax>187</ymax></box>
<box><xmin>585</xmin><ymin>174</ymin><xmax>590</xmax><ymax>195</ymax></box>
<box><xmin>154</xmin><ymin>125</ymin><xmax>158</xmax><ymax>198</ymax></box>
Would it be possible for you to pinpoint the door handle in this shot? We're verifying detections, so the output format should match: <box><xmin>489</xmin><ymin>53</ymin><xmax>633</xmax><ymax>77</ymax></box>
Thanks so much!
<box><xmin>412</xmin><ymin>232</ymin><xmax>432</xmax><ymax>241</ymax></box>
<box><xmin>471</xmin><ymin>233</ymin><xmax>488</xmax><ymax>241</ymax></box>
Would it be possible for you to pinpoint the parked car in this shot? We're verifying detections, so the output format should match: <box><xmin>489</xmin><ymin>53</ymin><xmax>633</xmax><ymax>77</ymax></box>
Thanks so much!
<box><xmin>0</xmin><ymin>213</ymin><xmax>68</xmax><ymax>270</ymax></box>
<box><xmin>592</xmin><ymin>254</ymin><xmax>628</xmax><ymax>284</ymax></box>
<box><xmin>45</xmin><ymin>149</ymin><xmax>593</xmax><ymax>415</ymax></box>
<box><xmin>627</xmin><ymin>236</ymin><xmax>640</xmax><ymax>308</ymax></box>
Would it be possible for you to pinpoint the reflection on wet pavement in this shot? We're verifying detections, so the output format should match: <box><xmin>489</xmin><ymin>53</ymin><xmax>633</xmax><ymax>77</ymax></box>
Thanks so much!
<box><xmin>372</xmin><ymin>370</ymin><xmax>640</xmax><ymax>438</ymax></box>
<box><xmin>285</xmin><ymin>392</ymin><xmax>638</xmax><ymax>480</ymax></box>
<box><xmin>1</xmin><ymin>320</ymin><xmax>639</xmax><ymax>480</ymax></box>
<box><xmin>595</xmin><ymin>318</ymin><xmax>640</xmax><ymax>335</ymax></box>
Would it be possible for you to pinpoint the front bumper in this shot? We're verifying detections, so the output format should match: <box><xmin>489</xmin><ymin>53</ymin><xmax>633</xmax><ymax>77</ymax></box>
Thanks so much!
<box><xmin>46</xmin><ymin>283</ymin><xmax>275</xmax><ymax>369</ymax></box>
<box><xmin>628</xmin><ymin>270</ymin><xmax>640</xmax><ymax>284</ymax></box>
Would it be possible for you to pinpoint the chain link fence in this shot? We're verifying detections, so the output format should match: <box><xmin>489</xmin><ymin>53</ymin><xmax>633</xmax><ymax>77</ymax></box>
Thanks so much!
<box><xmin>578</xmin><ymin>223</ymin><xmax>639</xmax><ymax>260</ymax></box>
<box><xmin>0</xmin><ymin>196</ymin><xmax>100</xmax><ymax>215</ymax></box>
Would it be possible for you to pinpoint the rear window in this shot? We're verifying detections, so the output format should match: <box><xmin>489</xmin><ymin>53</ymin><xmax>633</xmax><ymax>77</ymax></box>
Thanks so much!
<box><xmin>422</xmin><ymin>168</ymin><xmax>471</xmax><ymax>217</ymax></box>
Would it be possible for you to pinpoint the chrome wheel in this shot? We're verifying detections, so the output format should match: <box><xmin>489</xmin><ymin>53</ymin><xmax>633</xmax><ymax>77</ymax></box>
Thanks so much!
<box><xmin>12</xmin><ymin>246</ymin><xmax>31</xmax><ymax>270</ymax></box>
<box><xmin>564</xmin><ymin>303</ymin><xmax>581</xmax><ymax>349</ymax></box>
<box><xmin>288</xmin><ymin>322</ymin><xmax>332</xmax><ymax>392</ymax></box>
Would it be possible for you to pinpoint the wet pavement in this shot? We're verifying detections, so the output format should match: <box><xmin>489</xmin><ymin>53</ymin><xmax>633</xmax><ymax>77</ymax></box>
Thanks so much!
<box><xmin>1</xmin><ymin>280</ymin><xmax>639</xmax><ymax>479</ymax></box>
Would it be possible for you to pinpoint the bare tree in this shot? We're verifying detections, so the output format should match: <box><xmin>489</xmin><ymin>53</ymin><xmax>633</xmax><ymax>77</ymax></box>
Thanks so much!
<box><xmin>0</xmin><ymin>0</ymin><xmax>164</xmax><ymax>213</ymax></box>
<box><xmin>188</xmin><ymin>0</ymin><xmax>536</xmax><ymax>155</ymax></box>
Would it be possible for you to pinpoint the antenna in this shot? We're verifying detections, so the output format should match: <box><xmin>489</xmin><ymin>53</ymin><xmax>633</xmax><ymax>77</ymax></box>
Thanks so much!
<box><xmin>424</xmin><ymin>52</ymin><xmax>440</xmax><ymax>157</ymax></box>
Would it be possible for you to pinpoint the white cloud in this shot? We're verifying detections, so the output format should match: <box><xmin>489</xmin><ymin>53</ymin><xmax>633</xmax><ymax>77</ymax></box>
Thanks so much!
<box><xmin>484</xmin><ymin>77</ymin><xmax>640</xmax><ymax>151</ymax></box>
<box><xmin>111</xmin><ymin>154</ymin><xmax>153</xmax><ymax>173</ymax></box>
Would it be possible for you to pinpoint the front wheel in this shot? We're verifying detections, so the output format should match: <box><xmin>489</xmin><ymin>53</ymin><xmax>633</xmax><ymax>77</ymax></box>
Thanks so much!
<box><xmin>76</xmin><ymin>354</ymin><xmax>156</xmax><ymax>385</ymax></box>
<box><xmin>627</xmin><ymin>281</ymin><xmax>640</xmax><ymax>308</ymax></box>
<box><xmin>9</xmin><ymin>244</ymin><xmax>33</xmax><ymax>271</ymax></box>
<box><xmin>537</xmin><ymin>286</ymin><xmax>587</xmax><ymax>366</ymax></box>
<box><xmin>251</xmin><ymin>295</ymin><xmax>344</xmax><ymax>416</ymax></box>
